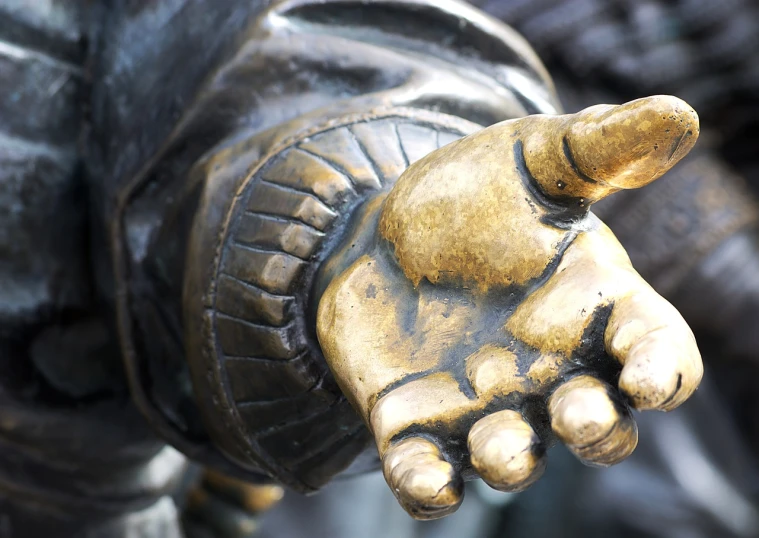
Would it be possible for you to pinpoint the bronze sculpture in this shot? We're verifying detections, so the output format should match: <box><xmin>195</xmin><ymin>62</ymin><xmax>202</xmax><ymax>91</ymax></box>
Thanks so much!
<box><xmin>0</xmin><ymin>0</ymin><xmax>705</xmax><ymax>533</ymax></box>
<box><xmin>317</xmin><ymin>97</ymin><xmax>701</xmax><ymax>517</ymax></box>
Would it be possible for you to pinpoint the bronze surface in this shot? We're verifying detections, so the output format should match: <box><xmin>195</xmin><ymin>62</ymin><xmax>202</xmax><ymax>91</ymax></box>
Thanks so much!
<box><xmin>318</xmin><ymin>96</ymin><xmax>703</xmax><ymax>519</ymax></box>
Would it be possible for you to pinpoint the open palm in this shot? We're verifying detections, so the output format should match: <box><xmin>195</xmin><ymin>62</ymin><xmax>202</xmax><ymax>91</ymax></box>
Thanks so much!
<box><xmin>318</xmin><ymin>96</ymin><xmax>703</xmax><ymax>519</ymax></box>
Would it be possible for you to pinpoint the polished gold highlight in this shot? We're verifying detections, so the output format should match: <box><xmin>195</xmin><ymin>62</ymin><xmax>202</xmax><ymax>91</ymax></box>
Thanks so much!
<box><xmin>317</xmin><ymin>96</ymin><xmax>703</xmax><ymax>519</ymax></box>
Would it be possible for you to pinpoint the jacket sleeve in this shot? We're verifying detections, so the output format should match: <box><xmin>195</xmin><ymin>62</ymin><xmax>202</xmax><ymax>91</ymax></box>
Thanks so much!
<box><xmin>91</xmin><ymin>0</ymin><xmax>561</xmax><ymax>492</ymax></box>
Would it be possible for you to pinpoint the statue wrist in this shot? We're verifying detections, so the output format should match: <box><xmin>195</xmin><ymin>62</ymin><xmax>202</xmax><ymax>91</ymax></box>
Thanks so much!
<box><xmin>103</xmin><ymin>0</ymin><xmax>559</xmax><ymax>493</ymax></box>
<box><xmin>126</xmin><ymin>107</ymin><xmax>479</xmax><ymax>491</ymax></box>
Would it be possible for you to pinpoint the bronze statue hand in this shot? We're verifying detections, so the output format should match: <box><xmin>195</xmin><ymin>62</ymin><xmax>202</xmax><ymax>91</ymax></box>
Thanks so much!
<box><xmin>317</xmin><ymin>96</ymin><xmax>703</xmax><ymax>519</ymax></box>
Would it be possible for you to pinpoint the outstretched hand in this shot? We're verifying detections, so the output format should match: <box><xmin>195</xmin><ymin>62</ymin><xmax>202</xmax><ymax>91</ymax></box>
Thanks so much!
<box><xmin>317</xmin><ymin>96</ymin><xmax>703</xmax><ymax>519</ymax></box>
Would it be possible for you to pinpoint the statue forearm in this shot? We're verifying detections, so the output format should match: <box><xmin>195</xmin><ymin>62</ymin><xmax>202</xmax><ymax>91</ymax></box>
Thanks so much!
<box><xmin>181</xmin><ymin>106</ymin><xmax>484</xmax><ymax>491</ymax></box>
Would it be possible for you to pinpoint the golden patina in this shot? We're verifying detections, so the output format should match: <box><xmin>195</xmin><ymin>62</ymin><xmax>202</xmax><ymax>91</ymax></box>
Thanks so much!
<box><xmin>317</xmin><ymin>96</ymin><xmax>704</xmax><ymax>519</ymax></box>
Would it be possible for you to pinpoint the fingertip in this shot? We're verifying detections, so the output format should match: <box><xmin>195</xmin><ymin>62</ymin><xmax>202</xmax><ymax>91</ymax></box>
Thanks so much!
<box><xmin>468</xmin><ymin>410</ymin><xmax>546</xmax><ymax>492</ymax></box>
<box><xmin>382</xmin><ymin>437</ymin><xmax>464</xmax><ymax>520</ymax></box>
<box><xmin>618</xmin><ymin>335</ymin><xmax>703</xmax><ymax>412</ymax></box>
<box><xmin>567</xmin><ymin>95</ymin><xmax>700</xmax><ymax>190</ymax></box>
<box><xmin>606</xmin><ymin>293</ymin><xmax>703</xmax><ymax>412</ymax></box>
<box><xmin>549</xmin><ymin>376</ymin><xmax>638</xmax><ymax>466</ymax></box>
